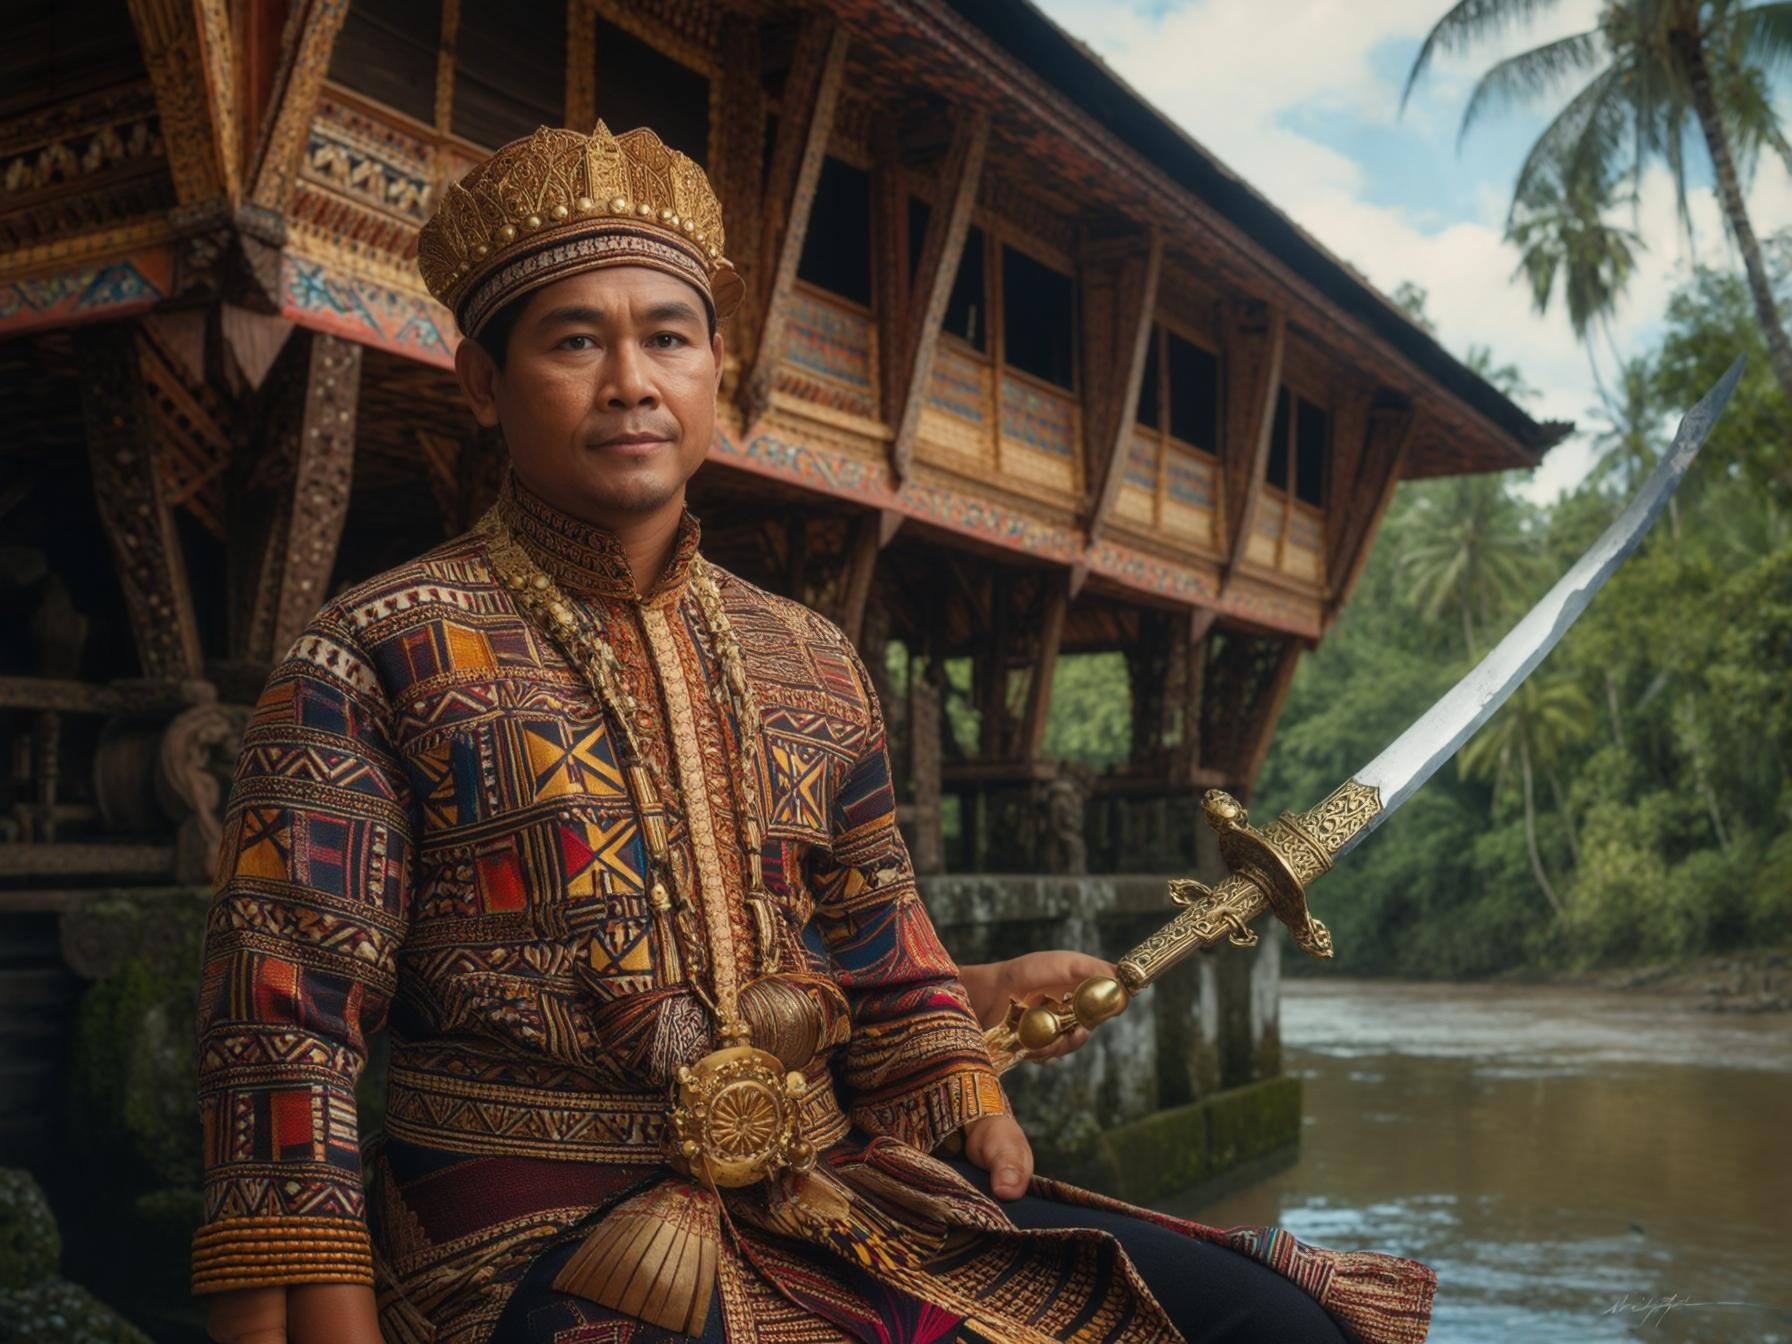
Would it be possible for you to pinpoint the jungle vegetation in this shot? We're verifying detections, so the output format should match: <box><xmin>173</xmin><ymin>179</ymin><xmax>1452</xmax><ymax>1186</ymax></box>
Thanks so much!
<box><xmin>1041</xmin><ymin>244</ymin><xmax>1792</xmax><ymax>978</ymax></box>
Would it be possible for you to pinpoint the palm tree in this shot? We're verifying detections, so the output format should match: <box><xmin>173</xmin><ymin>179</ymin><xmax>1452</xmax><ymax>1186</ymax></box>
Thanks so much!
<box><xmin>1398</xmin><ymin>476</ymin><xmax>1538</xmax><ymax>658</ymax></box>
<box><xmin>1404</xmin><ymin>0</ymin><xmax>1792</xmax><ymax>406</ymax></box>
<box><xmin>1505</xmin><ymin>158</ymin><xmax>1643</xmax><ymax>390</ymax></box>
<box><xmin>1460</xmin><ymin>676</ymin><xmax>1596</xmax><ymax>914</ymax></box>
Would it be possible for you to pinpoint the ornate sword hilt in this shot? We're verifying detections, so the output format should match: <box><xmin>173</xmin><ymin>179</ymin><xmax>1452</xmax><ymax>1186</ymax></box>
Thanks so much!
<box><xmin>982</xmin><ymin>782</ymin><xmax>1380</xmax><ymax>1072</ymax></box>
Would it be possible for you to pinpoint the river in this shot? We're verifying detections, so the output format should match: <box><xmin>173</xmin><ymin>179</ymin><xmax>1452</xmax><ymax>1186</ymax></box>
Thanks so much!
<box><xmin>1162</xmin><ymin>980</ymin><xmax>1792</xmax><ymax>1343</ymax></box>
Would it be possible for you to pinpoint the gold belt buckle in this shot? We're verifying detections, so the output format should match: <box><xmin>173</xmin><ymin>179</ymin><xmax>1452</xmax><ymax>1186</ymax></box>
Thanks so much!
<box><xmin>666</xmin><ymin>1044</ymin><xmax>818</xmax><ymax>1188</ymax></box>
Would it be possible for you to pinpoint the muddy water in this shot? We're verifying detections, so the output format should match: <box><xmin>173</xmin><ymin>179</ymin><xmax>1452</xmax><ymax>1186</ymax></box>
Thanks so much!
<box><xmin>1163</xmin><ymin>980</ymin><xmax>1792</xmax><ymax>1342</ymax></box>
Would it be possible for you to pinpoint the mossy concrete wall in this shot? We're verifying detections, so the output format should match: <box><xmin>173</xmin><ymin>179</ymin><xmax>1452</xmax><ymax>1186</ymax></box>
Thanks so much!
<box><xmin>922</xmin><ymin>872</ymin><xmax>1290</xmax><ymax>1199</ymax></box>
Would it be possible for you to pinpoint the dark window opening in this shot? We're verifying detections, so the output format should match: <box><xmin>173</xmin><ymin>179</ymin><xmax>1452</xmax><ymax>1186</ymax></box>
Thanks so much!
<box><xmin>796</xmin><ymin>157</ymin><xmax>872</xmax><ymax>306</ymax></box>
<box><xmin>1000</xmin><ymin>245</ymin><xmax>1074</xmax><ymax>389</ymax></box>
<box><xmin>1267</xmin><ymin>387</ymin><xmax>1291</xmax><ymax>492</ymax></box>
<box><xmin>943</xmin><ymin>226</ymin><xmax>986</xmax><ymax>351</ymax></box>
<box><xmin>1135</xmin><ymin>325</ymin><xmax>1161</xmax><ymax>430</ymax></box>
<box><xmin>593</xmin><ymin>18</ymin><xmax>710</xmax><ymax>165</ymax></box>
<box><xmin>2</xmin><ymin>0</ymin><xmax>148</xmax><ymax>120</ymax></box>
<box><xmin>908</xmin><ymin>196</ymin><xmax>930</xmax><ymax>286</ymax></box>
<box><xmin>1295</xmin><ymin>399</ymin><xmax>1329</xmax><ymax>507</ymax></box>
<box><xmin>329</xmin><ymin>0</ymin><xmax>440</xmax><ymax>126</ymax></box>
<box><xmin>1167</xmin><ymin>334</ymin><xmax>1219</xmax><ymax>449</ymax></box>
<box><xmin>451</xmin><ymin>0</ymin><xmax>564</xmax><ymax>147</ymax></box>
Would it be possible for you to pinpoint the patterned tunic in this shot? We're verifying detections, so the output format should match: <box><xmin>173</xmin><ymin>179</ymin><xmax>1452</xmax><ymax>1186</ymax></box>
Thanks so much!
<box><xmin>191</xmin><ymin>483</ymin><xmax>1435</xmax><ymax>1344</ymax></box>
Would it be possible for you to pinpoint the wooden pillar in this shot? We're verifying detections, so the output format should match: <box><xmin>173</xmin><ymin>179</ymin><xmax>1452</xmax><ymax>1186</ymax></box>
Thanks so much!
<box><xmin>908</xmin><ymin>656</ymin><xmax>945</xmax><ymax>874</ymax></box>
<box><xmin>713</xmin><ymin>13</ymin><xmax>767</xmax><ymax>342</ymax></box>
<box><xmin>837</xmin><ymin>510</ymin><xmax>901</xmax><ymax>648</ymax></box>
<box><xmin>1019</xmin><ymin>574</ymin><xmax>1070</xmax><ymax>763</ymax></box>
<box><xmin>737</xmin><ymin>15</ymin><xmax>850</xmax><ymax>426</ymax></box>
<box><xmin>1080</xmin><ymin>231</ymin><xmax>1163</xmax><ymax>549</ymax></box>
<box><xmin>884</xmin><ymin>112</ymin><xmax>988</xmax><ymax>480</ymax></box>
<box><xmin>238</xmin><ymin>332</ymin><xmax>361</xmax><ymax>663</ymax></box>
<box><xmin>1171</xmin><ymin>607</ymin><xmax>1218</xmax><ymax>785</ymax></box>
<box><xmin>79</xmin><ymin>324</ymin><xmax>205</xmax><ymax>681</ymax></box>
<box><xmin>1219</xmin><ymin>300</ymin><xmax>1286</xmax><ymax>574</ymax></box>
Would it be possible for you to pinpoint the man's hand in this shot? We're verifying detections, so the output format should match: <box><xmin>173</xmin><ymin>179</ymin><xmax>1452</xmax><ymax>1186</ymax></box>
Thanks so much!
<box><xmin>959</xmin><ymin>950</ymin><xmax>1116</xmax><ymax>1061</ymax></box>
<box><xmin>963</xmin><ymin>1112</ymin><xmax>1034</xmax><ymax>1200</ymax></box>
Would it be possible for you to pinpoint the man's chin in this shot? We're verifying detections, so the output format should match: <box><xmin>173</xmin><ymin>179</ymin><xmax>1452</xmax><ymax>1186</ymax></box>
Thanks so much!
<box><xmin>566</xmin><ymin>467</ymin><xmax>683</xmax><ymax>519</ymax></box>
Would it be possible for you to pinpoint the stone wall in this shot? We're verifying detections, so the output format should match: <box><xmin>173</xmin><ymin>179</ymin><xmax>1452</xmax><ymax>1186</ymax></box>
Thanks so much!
<box><xmin>923</xmin><ymin>871</ymin><xmax>1294</xmax><ymax>1202</ymax></box>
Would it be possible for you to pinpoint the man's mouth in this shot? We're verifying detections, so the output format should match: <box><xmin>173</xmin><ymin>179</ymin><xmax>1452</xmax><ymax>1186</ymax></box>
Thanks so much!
<box><xmin>591</xmin><ymin>431</ymin><xmax>674</xmax><ymax>455</ymax></box>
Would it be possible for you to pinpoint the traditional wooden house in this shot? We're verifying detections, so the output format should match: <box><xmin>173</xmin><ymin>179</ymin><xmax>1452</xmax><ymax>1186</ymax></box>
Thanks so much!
<box><xmin>0</xmin><ymin>0</ymin><xmax>1560</xmax><ymax>1202</ymax></box>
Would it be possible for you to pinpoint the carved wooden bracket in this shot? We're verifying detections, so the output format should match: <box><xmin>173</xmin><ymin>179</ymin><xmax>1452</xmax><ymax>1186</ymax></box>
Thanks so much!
<box><xmin>1219</xmin><ymin>299</ymin><xmax>1287</xmax><ymax>576</ymax></box>
<box><xmin>248</xmin><ymin>0</ymin><xmax>354</xmax><ymax>212</ymax></box>
<box><xmin>238</xmin><ymin>332</ymin><xmax>362</xmax><ymax>663</ymax></box>
<box><xmin>78</xmin><ymin>324</ymin><xmax>205</xmax><ymax>682</ymax></box>
<box><xmin>885</xmin><ymin>111</ymin><xmax>989</xmax><ymax>481</ymax></box>
<box><xmin>127</xmin><ymin>0</ymin><xmax>241</xmax><ymax>206</ymax></box>
<box><xmin>1081</xmin><ymin>229</ymin><xmax>1163</xmax><ymax>540</ymax></box>
<box><xmin>737</xmin><ymin>15</ymin><xmax>851</xmax><ymax>427</ymax></box>
<box><xmin>1325</xmin><ymin>394</ymin><xmax>1415</xmax><ymax>620</ymax></box>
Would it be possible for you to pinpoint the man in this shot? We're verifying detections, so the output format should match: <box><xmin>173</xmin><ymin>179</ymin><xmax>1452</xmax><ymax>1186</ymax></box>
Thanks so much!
<box><xmin>194</xmin><ymin>124</ymin><xmax>1434</xmax><ymax>1344</ymax></box>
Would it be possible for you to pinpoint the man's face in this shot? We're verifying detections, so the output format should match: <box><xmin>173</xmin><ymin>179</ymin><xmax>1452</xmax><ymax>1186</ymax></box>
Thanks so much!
<box><xmin>456</xmin><ymin>266</ymin><xmax>724</xmax><ymax>526</ymax></box>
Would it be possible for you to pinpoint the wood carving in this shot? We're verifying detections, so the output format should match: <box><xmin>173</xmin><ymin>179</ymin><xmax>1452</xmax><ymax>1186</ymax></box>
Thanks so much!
<box><xmin>1082</xmin><ymin>230</ymin><xmax>1163</xmax><ymax>539</ymax></box>
<box><xmin>78</xmin><ymin>324</ymin><xmax>205</xmax><ymax>682</ymax></box>
<box><xmin>887</xmin><ymin>112</ymin><xmax>989</xmax><ymax>480</ymax></box>
<box><xmin>738</xmin><ymin>15</ymin><xmax>851</xmax><ymax>426</ymax></box>
<box><xmin>249</xmin><ymin>0</ymin><xmax>353</xmax><ymax>212</ymax></box>
<box><xmin>241</xmin><ymin>333</ymin><xmax>362</xmax><ymax>663</ymax></box>
<box><xmin>1327</xmin><ymin>396</ymin><xmax>1415</xmax><ymax>619</ymax></box>
<box><xmin>126</xmin><ymin>0</ymin><xmax>239</xmax><ymax>205</ymax></box>
<box><xmin>1219</xmin><ymin>300</ymin><xmax>1286</xmax><ymax>574</ymax></box>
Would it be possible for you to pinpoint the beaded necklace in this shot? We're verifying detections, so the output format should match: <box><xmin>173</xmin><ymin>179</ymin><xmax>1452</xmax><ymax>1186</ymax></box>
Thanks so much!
<box><xmin>476</xmin><ymin>502</ymin><xmax>816</xmax><ymax>1193</ymax></box>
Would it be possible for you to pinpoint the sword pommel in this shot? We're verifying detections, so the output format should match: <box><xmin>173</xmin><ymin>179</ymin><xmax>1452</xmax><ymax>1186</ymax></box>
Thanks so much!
<box><xmin>983</xmin><ymin>780</ymin><xmax>1382</xmax><ymax>1070</ymax></box>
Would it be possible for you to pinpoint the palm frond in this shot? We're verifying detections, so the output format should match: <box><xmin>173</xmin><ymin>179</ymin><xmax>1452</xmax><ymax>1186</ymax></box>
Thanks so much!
<box><xmin>1403</xmin><ymin>0</ymin><xmax>1571</xmax><ymax>111</ymax></box>
<box><xmin>1732</xmin><ymin>2</ymin><xmax>1792</xmax><ymax>79</ymax></box>
<box><xmin>1459</xmin><ymin>29</ymin><xmax>1604</xmax><ymax>145</ymax></box>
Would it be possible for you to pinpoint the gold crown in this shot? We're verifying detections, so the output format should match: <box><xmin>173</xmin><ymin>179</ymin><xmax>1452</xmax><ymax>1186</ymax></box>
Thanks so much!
<box><xmin>417</xmin><ymin>122</ymin><xmax>743</xmax><ymax>337</ymax></box>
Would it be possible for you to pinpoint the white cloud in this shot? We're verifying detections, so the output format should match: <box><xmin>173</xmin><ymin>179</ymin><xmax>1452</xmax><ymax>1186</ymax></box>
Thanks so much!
<box><xmin>1037</xmin><ymin>0</ymin><xmax>1792</xmax><ymax>503</ymax></box>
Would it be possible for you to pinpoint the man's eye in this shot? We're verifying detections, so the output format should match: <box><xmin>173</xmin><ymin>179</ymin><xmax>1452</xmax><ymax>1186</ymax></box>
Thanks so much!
<box><xmin>648</xmin><ymin>332</ymin><xmax>687</xmax><ymax>349</ymax></box>
<box><xmin>560</xmin><ymin>335</ymin><xmax>596</xmax><ymax>351</ymax></box>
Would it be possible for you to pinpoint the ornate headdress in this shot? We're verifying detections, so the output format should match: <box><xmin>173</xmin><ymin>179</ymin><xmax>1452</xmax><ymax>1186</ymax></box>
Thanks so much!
<box><xmin>417</xmin><ymin>122</ymin><xmax>743</xmax><ymax>339</ymax></box>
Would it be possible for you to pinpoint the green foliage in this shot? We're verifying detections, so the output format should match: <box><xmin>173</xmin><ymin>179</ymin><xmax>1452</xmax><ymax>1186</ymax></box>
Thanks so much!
<box><xmin>1257</xmin><ymin>249</ymin><xmax>1792</xmax><ymax>977</ymax></box>
<box><xmin>1041</xmin><ymin>653</ymin><xmax>1132</xmax><ymax>768</ymax></box>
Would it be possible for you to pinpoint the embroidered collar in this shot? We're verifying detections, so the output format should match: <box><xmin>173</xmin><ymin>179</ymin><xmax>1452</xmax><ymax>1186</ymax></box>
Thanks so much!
<box><xmin>499</xmin><ymin>474</ymin><xmax>701</xmax><ymax>603</ymax></box>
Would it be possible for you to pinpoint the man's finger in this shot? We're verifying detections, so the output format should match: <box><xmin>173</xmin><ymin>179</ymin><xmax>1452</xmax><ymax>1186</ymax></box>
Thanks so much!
<box><xmin>988</xmin><ymin>1137</ymin><xmax>1033</xmax><ymax>1199</ymax></box>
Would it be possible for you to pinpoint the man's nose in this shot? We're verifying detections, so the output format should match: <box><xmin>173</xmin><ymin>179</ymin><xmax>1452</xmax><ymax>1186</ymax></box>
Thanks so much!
<box><xmin>602</xmin><ymin>343</ymin><xmax>657</xmax><ymax>407</ymax></box>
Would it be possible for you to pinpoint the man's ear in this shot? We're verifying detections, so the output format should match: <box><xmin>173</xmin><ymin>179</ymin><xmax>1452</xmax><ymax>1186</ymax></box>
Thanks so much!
<box><xmin>454</xmin><ymin>335</ymin><xmax>503</xmax><ymax>429</ymax></box>
<box><xmin>710</xmin><ymin>330</ymin><xmax>725</xmax><ymax>393</ymax></box>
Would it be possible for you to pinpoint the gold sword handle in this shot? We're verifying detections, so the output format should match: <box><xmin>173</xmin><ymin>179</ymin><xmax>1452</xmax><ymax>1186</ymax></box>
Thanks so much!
<box><xmin>981</xmin><ymin>782</ymin><xmax>1381</xmax><ymax>1073</ymax></box>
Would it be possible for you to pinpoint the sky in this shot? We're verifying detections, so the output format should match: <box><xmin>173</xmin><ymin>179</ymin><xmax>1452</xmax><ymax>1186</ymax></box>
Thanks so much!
<box><xmin>1036</xmin><ymin>0</ymin><xmax>1792</xmax><ymax>501</ymax></box>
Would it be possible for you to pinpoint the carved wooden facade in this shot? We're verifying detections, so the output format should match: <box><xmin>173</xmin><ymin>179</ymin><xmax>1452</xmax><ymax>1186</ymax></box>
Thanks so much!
<box><xmin>1</xmin><ymin>0</ymin><xmax>1564</xmax><ymax>893</ymax></box>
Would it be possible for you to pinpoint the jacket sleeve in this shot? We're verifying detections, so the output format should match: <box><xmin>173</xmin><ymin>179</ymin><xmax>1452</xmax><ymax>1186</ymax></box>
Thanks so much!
<box><xmin>189</xmin><ymin>607</ymin><xmax>415</xmax><ymax>1295</ymax></box>
<box><xmin>808</xmin><ymin>642</ymin><xmax>1008</xmax><ymax>1151</ymax></box>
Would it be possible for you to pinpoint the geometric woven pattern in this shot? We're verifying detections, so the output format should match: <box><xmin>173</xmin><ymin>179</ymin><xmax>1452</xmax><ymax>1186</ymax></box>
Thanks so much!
<box><xmin>194</xmin><ymin>480</ymin><xmax>1435</xmax><ymax>1344</ymax></box>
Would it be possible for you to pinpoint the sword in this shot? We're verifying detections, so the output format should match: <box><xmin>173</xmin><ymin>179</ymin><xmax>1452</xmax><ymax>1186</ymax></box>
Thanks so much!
<box><xmin>985</xmin><ymin>356</ymin><xmax>1746</xmax><ymax>1071</ymax></box>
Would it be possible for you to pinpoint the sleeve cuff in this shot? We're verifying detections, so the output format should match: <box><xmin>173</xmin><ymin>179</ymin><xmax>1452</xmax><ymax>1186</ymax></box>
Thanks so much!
<box><xmin>853</xmin><ymin>1064</ymin><xmax>1010</xmax><ymax>1152</ymax></box>
<box><xmin>191</xmin><ymin>1215</ymin><xmax>375</xmax><ymax>1294</ymax></box>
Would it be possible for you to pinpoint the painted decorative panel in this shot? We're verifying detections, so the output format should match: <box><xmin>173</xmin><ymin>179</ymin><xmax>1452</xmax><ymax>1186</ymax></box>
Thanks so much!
<box><xmin>1284</xmin><ymin>503</ymin><xmax>1325</xmax><ymax>582</ymax></box>
<box><xmin>928</xmin><ymin>344</ymin><xmax>991</xmax><ymax>424</ymax></box>
<box><xmin>918</xmin><ymin>345</ymin><xmax>996</xmax><ymax>470</ymax></box>
<box><xmin>999</xmin><ymin>374</ymin><xmax>1076</xmax><ymax>459</ymax></box>
<box><xmin>778</xmin><ymin>288</ymin><xmax>876</xmax><ymax>420</ymax></box>
<box><xmin>999</xmin><ymin>374</ymin><xmax>1078</xmax><ymax>497</ymax></box>
<box><xmin>1160</xmin><ymin>443</ymin><xmax>1217</xmax><ymax>547</ymax></box>
<box><xmin>1246</xmin><ymin>493</ymin><xmax>1283</xmax><ymax>568</ymax></box>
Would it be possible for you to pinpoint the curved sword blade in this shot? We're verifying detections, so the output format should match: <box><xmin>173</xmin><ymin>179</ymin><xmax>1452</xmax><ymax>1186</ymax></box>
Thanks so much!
<box><xmin>1336</xmin><ymin>354</ymin><xmax>1745</xmax><ymax>864</ymax></box>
